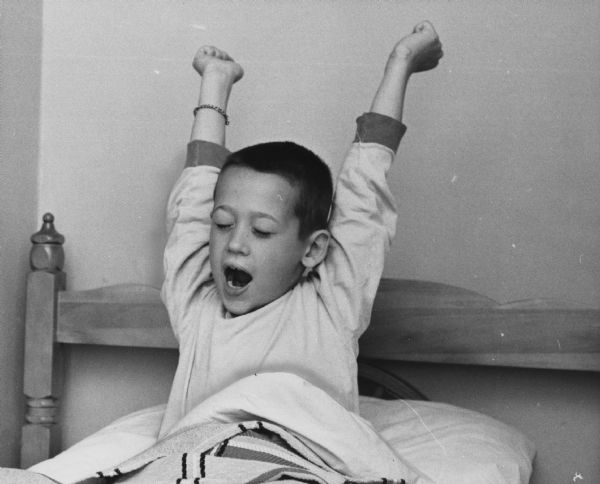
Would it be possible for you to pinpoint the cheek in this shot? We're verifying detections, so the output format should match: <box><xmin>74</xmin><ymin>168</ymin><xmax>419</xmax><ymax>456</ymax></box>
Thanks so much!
<box><xmin>264</xmin><ymin>242</ymin><xmax>305</xmax><ymax>279</ymax></box>
<box><xmin>252</xmin><ymin>247</ymin><xmax>273</xmax><ymax>272</ymax></box>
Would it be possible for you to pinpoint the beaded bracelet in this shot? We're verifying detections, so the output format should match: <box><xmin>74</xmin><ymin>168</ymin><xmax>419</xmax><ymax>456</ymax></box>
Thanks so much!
<box><xmin>193</xmin><ymin>104</ymin><xmax>229</xmax><ymax>125</ymax></box>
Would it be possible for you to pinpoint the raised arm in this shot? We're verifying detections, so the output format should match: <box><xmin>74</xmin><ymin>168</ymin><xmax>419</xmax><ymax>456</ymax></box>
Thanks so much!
<box><xmin>190</xmin><ymin>46</ymin><xmax>244</xmax><ymax>145</ymax></box>
<box><xmin>321</xmin><ymin>22</ymin><xmax>443</xmax><ymax>336</ymax></box>
<box><xmin>162</xmin><ymin>47</ymin><xmax>243</xmax><ymax>338</ymax></box>
<box><xmin>369</xmin><ymin>21</ymin><xmax>443</xmax><ymax>122</ymax></box>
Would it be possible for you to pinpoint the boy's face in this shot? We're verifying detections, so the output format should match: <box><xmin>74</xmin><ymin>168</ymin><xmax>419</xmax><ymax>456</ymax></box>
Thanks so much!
<box><xmin>210</xmin><ymin>165</ymin><xmax>310</xmax><ymax>316</ymax></box>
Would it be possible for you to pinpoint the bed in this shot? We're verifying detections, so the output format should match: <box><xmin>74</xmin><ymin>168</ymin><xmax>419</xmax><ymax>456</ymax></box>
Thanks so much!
<box><xmin>16</xmin><ymin>213</ymin><xmax>600</xmax><ymax>484</ymax></box>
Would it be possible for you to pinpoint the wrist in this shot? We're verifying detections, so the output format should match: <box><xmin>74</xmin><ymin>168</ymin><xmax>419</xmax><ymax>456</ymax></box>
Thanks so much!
<box><xmin>201</xmin><ymin>65</ymin><xmax>236</xmax><ymax>82</ymax></box>
<box><xmin>198</xmin><ymin>62</ymin><xmax>242</xmax><ymax>91</ymax></box>
<box><xmin>384</xmin><ymin>52</ymin><xmax>413</xmax><ymax>78</ymax></box>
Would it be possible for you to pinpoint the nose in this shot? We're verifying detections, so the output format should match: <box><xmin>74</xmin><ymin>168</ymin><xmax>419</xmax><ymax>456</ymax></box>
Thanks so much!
<box><xmin>227</xmin><ymin>225</ymin><xmax>250</xmax><ymax>255</ymax></box>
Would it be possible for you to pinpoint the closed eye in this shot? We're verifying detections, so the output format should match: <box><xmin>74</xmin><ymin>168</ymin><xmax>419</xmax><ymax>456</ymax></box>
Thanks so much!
<box><xmin>253</xmin><ymin>228</ymin><xmax>272</xmax><ymax>238</ymax></box>
<box><xmin>214</xmin><ymin>222</ymin><xmax>232</xmax><ymax>230</ymax></box>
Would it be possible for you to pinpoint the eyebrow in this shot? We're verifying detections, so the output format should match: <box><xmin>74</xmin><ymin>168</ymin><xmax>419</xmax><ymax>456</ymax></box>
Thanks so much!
<box><xmin>211</xmin><ymin>205</ymin><xmax>280</xmax><ymax>224</ymax></box>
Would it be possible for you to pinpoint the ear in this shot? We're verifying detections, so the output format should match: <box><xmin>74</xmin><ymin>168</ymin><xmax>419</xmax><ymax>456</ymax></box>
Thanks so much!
<box><xmin>301</xmin><ymin>229</ymin><xmax>330</xmax><ymax>270</ymax></box>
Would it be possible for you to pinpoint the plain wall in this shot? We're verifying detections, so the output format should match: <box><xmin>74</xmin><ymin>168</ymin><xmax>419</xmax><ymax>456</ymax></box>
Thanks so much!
<box><xmin>4</xmin><ymin>0</ymin><xmax>599</xmax><ymax>480</ymax></box>
<box><xmin>38</xmin><ymin>0</ymin><xmax>600</xmax><ymax>307</ymax></box>
<box><xmin>0</xmin><ymin>0</ymin><xmax>43</xmax><ymax>466</ymax></box>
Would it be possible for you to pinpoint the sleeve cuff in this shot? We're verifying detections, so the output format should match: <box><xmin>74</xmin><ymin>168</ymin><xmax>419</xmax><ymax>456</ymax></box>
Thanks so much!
<box><xmin>185</xmin><ymin>140</ymin><xmax>231</xmax><ymax>169</ymax></box>
<box><xmin>353</xmin><ymin>112</ymin><xmax>407</xmax><ymax>153</ymax></box>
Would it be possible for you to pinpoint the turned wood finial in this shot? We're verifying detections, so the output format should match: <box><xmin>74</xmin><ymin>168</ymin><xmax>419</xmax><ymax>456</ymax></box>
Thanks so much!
<box><xmin>30</xmin><ymin>213</ymin><xmax>65</xmax><ymax>272</ymax></box>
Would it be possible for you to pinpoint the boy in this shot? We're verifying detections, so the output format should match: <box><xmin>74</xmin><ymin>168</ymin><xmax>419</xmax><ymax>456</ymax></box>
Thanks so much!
<box><xmin>160</xmin><ymin>21</ymin><xmax>443</xmax><ymax>437</ymax></box>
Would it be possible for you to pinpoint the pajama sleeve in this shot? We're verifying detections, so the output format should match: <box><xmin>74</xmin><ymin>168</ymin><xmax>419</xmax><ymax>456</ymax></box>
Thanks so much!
<box><xmin>317</xmin><ymin>112</ymin><xmax>406</xmax><ymax>339</ymax></box>
<box><xmin>161</xmin><ymin>141</ymin><xmax>230</xmax><ymax>341</ymax></box>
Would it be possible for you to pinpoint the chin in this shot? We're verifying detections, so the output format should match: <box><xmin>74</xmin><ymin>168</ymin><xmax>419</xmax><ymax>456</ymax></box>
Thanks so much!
<box><xmin>225</xmin><ymin>305</ymin><xmax>248</xmax><ymax>317</ymax></box>
<box><xmin>222</xmin><ymin>296</ymin><xmax>255</xmax><ymax>317</ymax></box>
<box><xmin>223</xmin><ymin>294</ymin><xmax>277</xmax><ymax>318</ymax></box>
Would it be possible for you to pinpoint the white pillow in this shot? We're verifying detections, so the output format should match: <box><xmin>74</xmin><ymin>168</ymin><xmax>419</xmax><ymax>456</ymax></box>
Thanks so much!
<box><xmin>359</xmin><ymin>397</ymin><xmax>535</xmax><ymax>484</ymax></box>
<box><xmin>31</xmin><ymin>398</ymin><xmax>535</xmax><ymax>484</ymax></box>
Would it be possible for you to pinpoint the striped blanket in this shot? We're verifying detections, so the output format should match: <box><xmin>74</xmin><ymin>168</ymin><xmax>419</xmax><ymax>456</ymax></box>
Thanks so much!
<box><xmin>97</xmin><ymin>420</ymin><xmax>406</xmax><ymax>483</ymax></box>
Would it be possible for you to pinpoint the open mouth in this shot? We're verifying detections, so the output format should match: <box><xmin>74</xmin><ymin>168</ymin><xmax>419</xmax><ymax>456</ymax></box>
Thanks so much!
<box><xmin>225</xmin><ymin>266</ymin><xmax>253</xmax><ymax>289</ymax></box>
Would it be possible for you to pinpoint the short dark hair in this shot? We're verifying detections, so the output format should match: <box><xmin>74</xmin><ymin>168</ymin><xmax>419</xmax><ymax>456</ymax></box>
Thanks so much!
<box><xmin>219</xmin><ymin>141</ymin><xmax>333</xmax><ymax>239</ymax></box>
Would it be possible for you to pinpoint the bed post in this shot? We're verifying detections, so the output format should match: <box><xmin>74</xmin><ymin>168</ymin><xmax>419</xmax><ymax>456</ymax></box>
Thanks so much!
<box><xmin>21</xmin><ymin>213</ymin><xmax>66</xmax><ymax>468</ymax></box>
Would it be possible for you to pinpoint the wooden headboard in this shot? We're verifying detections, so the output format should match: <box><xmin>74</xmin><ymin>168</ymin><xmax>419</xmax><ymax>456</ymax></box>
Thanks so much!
<box><xmin>20</xmin><ymin>214</ymin><xmax>600</xmax><ymax>468</ymax></box>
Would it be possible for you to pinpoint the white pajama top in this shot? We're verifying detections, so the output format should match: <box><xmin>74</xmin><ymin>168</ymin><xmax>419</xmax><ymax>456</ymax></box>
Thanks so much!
<box><xmin>159</xmin><ymin>113</ymin><xmax>406</xmax><ymax>437</ymax></box>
